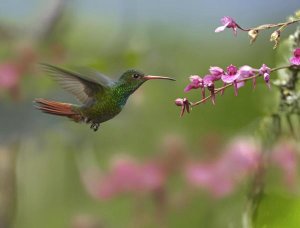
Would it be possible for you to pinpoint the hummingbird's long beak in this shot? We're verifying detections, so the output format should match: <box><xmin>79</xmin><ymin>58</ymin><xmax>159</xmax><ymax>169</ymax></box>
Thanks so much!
<box><xmin>144</xmin><ymin>75</ymin><xmax>176</xmax><ymax>81</ymax></box>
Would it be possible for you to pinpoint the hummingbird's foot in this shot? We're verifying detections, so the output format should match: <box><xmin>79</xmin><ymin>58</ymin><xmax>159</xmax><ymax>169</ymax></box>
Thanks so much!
<box><xmin>90</xmin><ymin>122</ymin><xmax>100</xmax><ymax>131</ymax></box>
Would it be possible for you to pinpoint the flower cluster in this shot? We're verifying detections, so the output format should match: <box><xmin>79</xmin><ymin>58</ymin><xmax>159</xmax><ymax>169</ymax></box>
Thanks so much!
<box><xmin>175</xmin><ymin>48</ymin><xmax>300</xmax><ymax>117</ymax></box>
<box><xmin>185</xmin><ymin>138</ymin><xmax>261</xmax><ymax>197</ymax></box>
<box><xmin>186</xmin><ymin>64</ymin><xmax>271</xmax><ymax>95</ymax></box>
<box><xmin>185</xmin><ymin>139</ymin><xmax>299</xmax><ymax>197</ymax></box>
<box><xmin>80</xmin><ymin>137</ymin><xmax>298</xmax><ymax>200</ymax></box>
<box><xmin>82</xmin><ymin>156</ymin><xmax>166</xmax><ymax>200</ymax></box>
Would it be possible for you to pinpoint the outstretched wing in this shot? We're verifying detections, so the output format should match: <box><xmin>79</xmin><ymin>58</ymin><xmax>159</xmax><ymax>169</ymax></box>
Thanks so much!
<box><xmin>74</xmin><ymin>67</ymin><xmax>116</xmax><ymax>88</ymax></box>
<box><xmin>41</xmin><ymin>63</ymin><xmax>113</xmax><ymax>104</ymax></box>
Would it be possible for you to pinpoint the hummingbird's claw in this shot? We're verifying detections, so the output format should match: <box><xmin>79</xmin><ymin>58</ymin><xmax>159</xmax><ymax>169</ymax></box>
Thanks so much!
<box><xmin>90</xmin><ymin>122</ymin><xmax>100</xmax><ymax>131</ymax></box>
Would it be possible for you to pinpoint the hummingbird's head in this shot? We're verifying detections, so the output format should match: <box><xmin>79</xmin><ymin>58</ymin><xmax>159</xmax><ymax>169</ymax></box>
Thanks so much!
<box><xmin>119</xmin><ymin>69</ymin><xmax>176</xmax><ymax>93</ymax></box>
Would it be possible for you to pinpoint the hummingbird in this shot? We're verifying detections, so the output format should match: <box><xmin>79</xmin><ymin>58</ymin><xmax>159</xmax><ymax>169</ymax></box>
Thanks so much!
<box><xmin>34</xmin><ymin>64</ymin><xmax>175</xmax><ymax>131</ymax></box>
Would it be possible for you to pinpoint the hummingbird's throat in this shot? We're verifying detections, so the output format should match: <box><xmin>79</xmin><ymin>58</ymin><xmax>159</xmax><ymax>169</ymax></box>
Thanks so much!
<box><xmin>114</xmin><ymin>82</ymin><xmax>144</xmax><ymax>106</ymax></box>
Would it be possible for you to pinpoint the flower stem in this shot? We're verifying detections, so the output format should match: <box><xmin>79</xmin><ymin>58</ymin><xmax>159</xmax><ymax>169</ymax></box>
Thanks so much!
<box><xmin>238</xmin><ymin>18</ymin><xmax>300</xmax><ymax>32</ymax></box>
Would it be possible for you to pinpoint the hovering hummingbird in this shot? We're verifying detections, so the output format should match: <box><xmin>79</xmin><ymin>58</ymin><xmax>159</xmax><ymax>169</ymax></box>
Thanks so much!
<box><xmin>34</xmin><ymin>64</ymin><xmax>175</xmax><ymax>131</ymax></box>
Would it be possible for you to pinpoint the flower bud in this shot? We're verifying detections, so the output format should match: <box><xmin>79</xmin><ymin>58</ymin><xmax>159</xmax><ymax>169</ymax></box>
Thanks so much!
<box><xmin>175</xmin><ymin>98</ymin><xmax>190</xmax><ymax>117</ymax></box>
<box><xmin>175</xmin><ymin>98</ymin><xmax>184</xmax><ymax>106</ymax></box>
<box><xmin>248</xmin><ymin>29</ymin><xmax>258</xmax><ymax>44</ymax></box>
<box><xmin>270</xmin><ymin>30</ymin><xmax>281</xmax><ymax>49</ymax></box>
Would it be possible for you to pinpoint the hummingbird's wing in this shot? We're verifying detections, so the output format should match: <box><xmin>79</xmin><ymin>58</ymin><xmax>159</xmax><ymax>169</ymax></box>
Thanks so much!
<box><xmin>41</xmin><ymin>63</ymin><xmax>113</xmax><ymax>104</ymax></box>
<box><xmin>74</xmin><ymin>67</ymin><xmax>116</xmax><ymax>88</ymax></box>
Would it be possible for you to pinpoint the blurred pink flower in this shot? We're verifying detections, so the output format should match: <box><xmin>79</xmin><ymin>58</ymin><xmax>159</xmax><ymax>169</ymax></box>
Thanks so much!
<box><xmin>109</xmin><ymin>158</ymin><xmax>140</xmax><ymax>192</ymax></box>
<box><xmin>0</xmin><ymin>62</ymin><xmax>20</xmax><ymax>90</ymax></box>
<box><xmin>185</xmin><ymin>137</ymin><xmax>261</xmax><ymax>198</ymax></box>
<box><xmin>271</xmin><ymin>141</ymin><xmax>298</xmax><ymax>188</ymax></box>
<box><xmin>222</xmin><ymin>137</ymin><xmax>261</xmax><ymax>177</ymax></box>
<box><xmin>0</xmin><ymin>45</ymin><xmax>37</xmax><ymax>100</ymax></box>
<box><xmin>82</xmin><ymin>169</ymin><xmax>116</xmax><ymax>199</ymax></box>
<box><xmin>185</xmin><ymin>162</ymin><xmax>234</xmax><ymax>197</ymax></box>
<box><xmin>138</xmin><ymin>163</ymin><xmax>165</xmax><ymax>191</ymax></box>
<box><xmin>82</xmin><ymin>157</ymin><xmax>165</xmax><ymax>200</ymax></box>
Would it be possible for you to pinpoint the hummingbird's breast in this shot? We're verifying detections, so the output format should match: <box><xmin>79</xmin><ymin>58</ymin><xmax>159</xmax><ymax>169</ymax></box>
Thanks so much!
<box><xmin>80</xmin><ymin>88</ymin><xmax>129</xmax><ymax>124</ymax></box>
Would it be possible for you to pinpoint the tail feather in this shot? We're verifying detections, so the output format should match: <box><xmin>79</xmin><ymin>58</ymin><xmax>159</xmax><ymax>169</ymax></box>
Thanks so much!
<box><xmin>34</xmin><ymin>98</ymin><xmax>82</xmax><ymax>122</ymax></box>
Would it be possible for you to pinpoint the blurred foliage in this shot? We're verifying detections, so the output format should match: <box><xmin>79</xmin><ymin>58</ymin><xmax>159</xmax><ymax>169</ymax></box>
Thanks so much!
<box><xmin>255</xmin><ymin>194</ymin><xmax>300</xmax><ymax>228</ymax></box>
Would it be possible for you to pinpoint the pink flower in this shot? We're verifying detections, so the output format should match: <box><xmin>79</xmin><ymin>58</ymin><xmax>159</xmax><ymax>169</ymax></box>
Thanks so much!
<box><xmin>259</xmin><ymin>64</ymin><xmax>271</xmax><ymax>88</ymax></box>
<box><xmin>209</xmin><ymin>66</ymin><xmax>224</xmax><ymax>80</ymax></box>
<box><xmin>289</xmin><ymin>48</ymin><xmax>300</xmax><ymax>65</ymax></box>
<box><xmin>203</xmin><ymin>74</ymin><xmax>217</xmax><ymax>85</ymax></box>
<box><xmin>222</xmin><ymin>65</ymin><xmax>239</xmax><ymax>83</ymax></box>
<box><xmin>221</xmin><ymin>64</ymin><xmax>240</xmax><ymax>96</ymax></box>
<box><xmin>238</xmin><ymin>65</ymin><xmax>255</xmax><ymax>78</ymax></box>
<box><xmin>215</xmin><ymin>16</ymin><xmax>239</xmax><ymax>36</ymax></box>
<box><xmin>184</xmin><ymin>75</ymin><xmax>203</xmax><ymax>92</ymax></box>
<box><xmin>271</xmin><ymin>142</ymin><xmax>298</xmax><ymax>188</ymax></box>
<box><xmin>238</xmin><ymin>65</ymin><xmax>256</xmax><ymax>88</ymax></box>
<box><xmin>175</xmin><ymin>98</ymin><xmax>190</xmax><ymax>117</ymax></box>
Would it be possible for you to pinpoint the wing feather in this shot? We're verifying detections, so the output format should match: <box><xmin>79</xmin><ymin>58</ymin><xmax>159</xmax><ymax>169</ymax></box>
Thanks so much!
<box><xmin>75</xmin><ymin>67</ymin><xmax>116</xmax><ymax>87</ymax></box>
<box><xmin>41</xmin><ymin>63</ymin><xmax>108</xmax><ymax>104</ymax></box>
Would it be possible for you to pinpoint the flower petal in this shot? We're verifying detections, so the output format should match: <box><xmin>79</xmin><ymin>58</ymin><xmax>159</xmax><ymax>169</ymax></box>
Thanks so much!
<box><xmin>239</xmin><ymin>65</ymin><xmax>255</xmax><ymax>78</ymax></box>
<box><xmin>184</xmin><ymin>84</ymin><xmax>194</xmax><ymax>92</ymax></box>
<box><xmin>209</xmin><ymin>66</ymin><xmax>224</xmax><ymax>79</ymax></box>
<box><xmin>221</xmin><ymin>74</ymin><xmax>239</xmax><ymax>83</ymax></box>
<box><xmin>289</xmin><ymin>56</ymin><xmax>300</xmax><ymax>66</ymax></box>
<box><xmin>236</xmin><ymin>81</ymin><xmax>245</xmax><ymax>89</ymax></box>
<box><xmin>215</xmin><ymin>23</ymin><xmax>230</xmax><ymax>33</ymax></box>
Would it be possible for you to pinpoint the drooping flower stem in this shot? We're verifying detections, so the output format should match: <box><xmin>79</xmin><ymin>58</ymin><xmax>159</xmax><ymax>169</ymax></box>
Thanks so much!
<box><xmin>190</xmin><ymin>65</ymin><xmax>292</xmax><ymax>107</ymax></box>
<box><xmin>238</xmin><ymin>18</ymin><xmax>300</xmax><ymax>32</ymax></box>
<box><xmin>215</xmin><ymin>15</ymin><xmax>300</xmax><ymax>48</ymax></box>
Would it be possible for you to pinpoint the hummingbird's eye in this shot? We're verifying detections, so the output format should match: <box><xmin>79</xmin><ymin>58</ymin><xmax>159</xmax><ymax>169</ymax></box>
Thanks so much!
<box><xmin>132</xmin><ymin>74</ymin><xmax>140</xmax><ymax>79</ymax></box>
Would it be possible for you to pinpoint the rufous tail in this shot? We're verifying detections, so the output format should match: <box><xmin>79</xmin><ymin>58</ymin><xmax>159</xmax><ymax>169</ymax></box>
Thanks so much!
<box><xmin>34</xmin><ymin>98</ymin><xmax>82</xmax><ymax>122</ymax></box>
